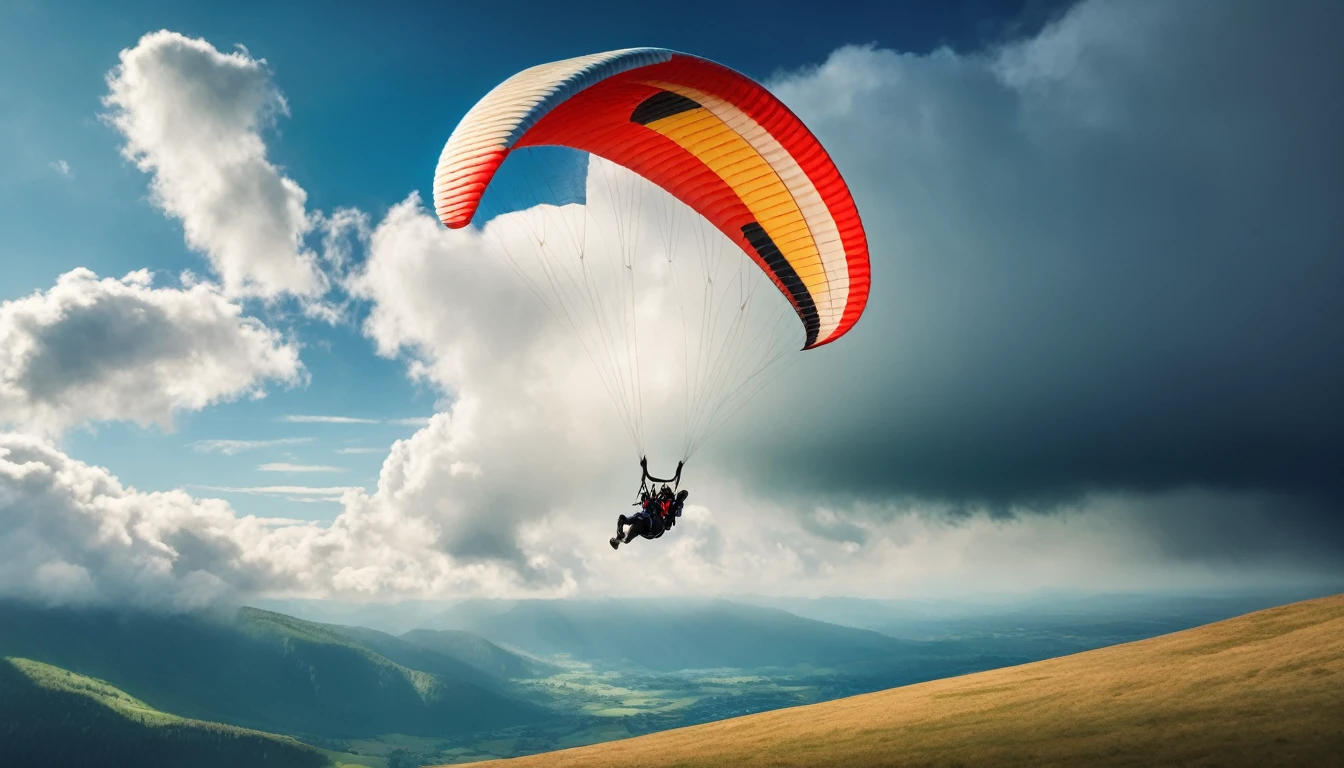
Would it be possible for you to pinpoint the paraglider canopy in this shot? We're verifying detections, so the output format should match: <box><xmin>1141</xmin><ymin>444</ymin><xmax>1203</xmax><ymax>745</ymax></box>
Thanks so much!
<box><xmin>433</xmin><ymin>48</ymin><xmax>871</xmax><ymax>463</ymax></box>
<box><xmin>434</xmin><ymin>47</ymin><xmax>870</xmax><ymax>351</ymax></box>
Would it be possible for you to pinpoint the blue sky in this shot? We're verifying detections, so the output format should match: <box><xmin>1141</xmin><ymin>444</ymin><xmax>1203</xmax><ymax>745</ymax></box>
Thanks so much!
<box><xmin>2</xmin><ymin>0</ymin><xmax>1340</xmax><ymax>606</ymax></box>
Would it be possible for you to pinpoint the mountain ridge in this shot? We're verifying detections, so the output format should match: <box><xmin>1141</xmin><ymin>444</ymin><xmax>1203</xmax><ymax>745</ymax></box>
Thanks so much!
<box><xmin>0</xmin><ymin>656</ymin><xmax>328</xmax><ymax>768</ymax></box>
<box><xmin>424</xmin><ymin>597</ymin><xmax>934</xmax><ymax>670</ymax></box>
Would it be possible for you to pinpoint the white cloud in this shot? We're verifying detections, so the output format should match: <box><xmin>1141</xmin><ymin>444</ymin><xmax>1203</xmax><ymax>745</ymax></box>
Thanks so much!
<box><xmin>49</xmin><ymin>160</ymin><xmax>72</xmax><ymax>177</ymax></box>
<box><xmin>258</xmin><ymin>463</ymin><xmax>345</xmax><ymax>473</ymax></box>
<box><xmin>1</xmin><ymin>432</ymin><xmax>271</xmax><ymax>610</ymax></box>
<box><xmin>389</xmin><ymin>417</ymin><xmax>432</xmax><ymax>427</ymax></box>
<box><xmin>0</xmin><ymin>268</ymin><xmax>304</xmax><ymax>436</ymax></box>
<box><xmin>277</xmin><ymin>415</ymin><xmax>432</xmax><ymax>426</ymax></box>
<box><xmin>316</xmin><ymin>206</ymin><xmax>370</xmax><ymax>276</ymax></box>
<box><xmin>190</xmin><ymin>484</ymin><xmax>358</xmax><ymax>500</ymax></box>
<box><xmin>335</xmin><ymin>447</ymin><xmax>384</xmax><ymax>455</ymax></box>
<box><xmin>0</xmin><ymin>433</ymin><xmax>569</xmax><ymax>608</ymax></box>
<box><xmin>102</xmin><ymin>30</ymin><xmax>326</xmax><ymax>300</ymax></box>
<box><xmin>279</xmin><ymin>415</ymin><xmax>381</xmax><ymax>424</ymax></box>
<box><xmin>193</xmin><ymin>437</ymin><xmax>314</xmax><ymax>455</ymax></box>
<box><xmin>345</xmin><ymin>190</ymin><xmax>639</xmax><ymax>573</ymax></box>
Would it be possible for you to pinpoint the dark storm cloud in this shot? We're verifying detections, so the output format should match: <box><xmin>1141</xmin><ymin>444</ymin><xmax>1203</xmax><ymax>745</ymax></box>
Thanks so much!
<box><xmin>1119</xmin><ymin>492</ymin><xmax>1343</xmax><ymax>568</ymax></box>
<box><xmin>714</xmin><ymin>0</ymin><xmax>1344</xmax><ymax>514</ymax></box>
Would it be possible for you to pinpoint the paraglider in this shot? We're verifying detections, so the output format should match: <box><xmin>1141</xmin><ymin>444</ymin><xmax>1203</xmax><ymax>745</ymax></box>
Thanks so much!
<box><xmin>432</xmin><ymin>48</ymin><xmax>870</xmax><ymax>547</ymax></box>
<box><xmin>610</xmin><ymin>457</ymin><xmax>688</xmax><ymax>550</ymax></box>
<box><xmin>612</xmin><ymin>457</ymin><xmax>690</xmax><ymax>549</ymax></box>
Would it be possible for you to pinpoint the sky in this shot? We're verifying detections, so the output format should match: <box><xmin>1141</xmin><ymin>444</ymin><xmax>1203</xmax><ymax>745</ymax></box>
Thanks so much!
<box><xmin>1</xmin><ymin>0</ymin><xmax>1341</xmax><ymax>611</ymax></box>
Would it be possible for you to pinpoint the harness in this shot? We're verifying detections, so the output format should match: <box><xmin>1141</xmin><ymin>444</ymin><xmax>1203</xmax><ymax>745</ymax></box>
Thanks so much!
<box><xmin>632</xmin><ymin>457</ymin><xmax>684</xmax><ymax>540</ymax></box>
<box><xmin>638</xmin><ymin>456</ymin><xmax>683</xmax><ymax>496</ymax></box>
<box><xmin>636</xmin><ymin>508</ymin><xmax>668</xmax><ymax>539</ymax></box>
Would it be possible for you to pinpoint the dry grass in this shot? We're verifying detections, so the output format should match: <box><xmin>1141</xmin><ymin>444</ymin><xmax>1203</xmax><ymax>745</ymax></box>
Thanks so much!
<box><xmin>452</xmin><ymin>593</ymin><xmax>1344</xmax><ymax>768</ymax></box>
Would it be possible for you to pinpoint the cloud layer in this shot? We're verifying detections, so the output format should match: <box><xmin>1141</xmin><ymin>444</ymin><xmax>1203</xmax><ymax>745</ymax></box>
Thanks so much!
<box><xmin>0</xmin><ymin>268</ymin><xmax>303</xmax><ymax>435</ymax></box>
<box><xmin>2</xmin><ymin>429</ymin><xmax>1332</xmax><ymax>611</ymax></box>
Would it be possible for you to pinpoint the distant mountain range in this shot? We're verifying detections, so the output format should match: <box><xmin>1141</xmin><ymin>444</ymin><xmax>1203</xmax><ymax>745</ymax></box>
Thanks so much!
<box><xmin>729</xmin><ymin>588</ymin><xmax>1344</xmax><ymax>642</ymax></box>
<box><xmin>249</xmin><ymin>598</ymin><xmax>455</xmax><ymax>637</ymax></box>
<box><xmin>400</xmin><ymin>628</ymin><xmax>559</xmax><ymax>680</ymax></box>
<box><xmin>420</xmin><ymin>597</ymin><xmax>958</xmax><ymax>671</ymax></box>
<box><xmin>333</xmin><ymin>624</ymin><xmax>559</xmax><ymax>690</ymax></box>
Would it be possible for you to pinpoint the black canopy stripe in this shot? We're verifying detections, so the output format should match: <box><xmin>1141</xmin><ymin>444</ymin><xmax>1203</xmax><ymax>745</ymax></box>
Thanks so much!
<box><xmin>741</xmin><ymin>222</ymin><xmax>819</xmax><ymax>348</ymax></box>
<box><xmin>630</xmin><ymin>91</ymin><xmax>703</xmax><ymax>125</ymax></box>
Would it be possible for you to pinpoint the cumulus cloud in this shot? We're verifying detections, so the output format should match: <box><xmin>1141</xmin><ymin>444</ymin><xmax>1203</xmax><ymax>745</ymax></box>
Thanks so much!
<box><xmin>345</xmin><ymin>184</ymin><xmax>685</xmax><ymax>573</ymax></box>
<box><xmin>0</xmin><ymin>268</ymin><xmax>304</xmax><ymax>435</ymax></box>
<box><xmin>0</xmin><ymin>432</ymin><xmax>572</xmax><ymax>609</ymax></box>
<box><xmin>350</xmin><ymin>183</ymin><xmax>779</xmax><ymax>592</ymax></box>
<box><xmin>0</xmin><ymin>432</ymin><xmax>272</xmax><ymax>609</ymax></box>
<box><xmin>102</xmin><ymin>30</ymin><xmax>327</xmax><ymax>300</ymax></box>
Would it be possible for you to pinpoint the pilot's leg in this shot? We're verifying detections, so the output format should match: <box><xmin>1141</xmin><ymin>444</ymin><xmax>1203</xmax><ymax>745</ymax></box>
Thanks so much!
<box><xmin>622</xmin><ymin>515</ymin><xmax>650</xmax><ymax>543</ymax></box>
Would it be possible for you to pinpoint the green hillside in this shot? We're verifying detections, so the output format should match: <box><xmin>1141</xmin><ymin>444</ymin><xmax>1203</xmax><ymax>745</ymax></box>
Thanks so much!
<box><xmin>460</xmin><ymin>593</ymin><xmax>1344</xmax><ymax>768</ymax></box>
<box><xmin>0</xmin><ymin>601</ymin><xmax>547</xmax><ymax>740</ymax></box>
<box><xmin>399</xmin><ymin>629</ymin><xmax>558</xmax><ymax>680</ymax></box>
<box><xmin>0</xmin><ymin>657</ymin><xmax>328</xmax><ymax>768</ymax></box>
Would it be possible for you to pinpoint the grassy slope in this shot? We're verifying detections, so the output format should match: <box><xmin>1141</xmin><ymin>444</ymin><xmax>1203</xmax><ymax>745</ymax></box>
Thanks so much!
<box><xmin>461</xmin><ymin>593</ymin><xmax>1344</xmax><ymax>768</ymax></box>
<box><xmin>0</xmin><ymin>657</ymin><xmax>328</xmax><ymax>768</ymax></box>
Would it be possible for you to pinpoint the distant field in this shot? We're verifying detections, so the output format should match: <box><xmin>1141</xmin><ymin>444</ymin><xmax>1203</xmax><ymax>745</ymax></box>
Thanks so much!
<box><xmin>457</xmin><ymin>593</ymin><xmax>1344</xmax><ymax>768</ymax></box>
